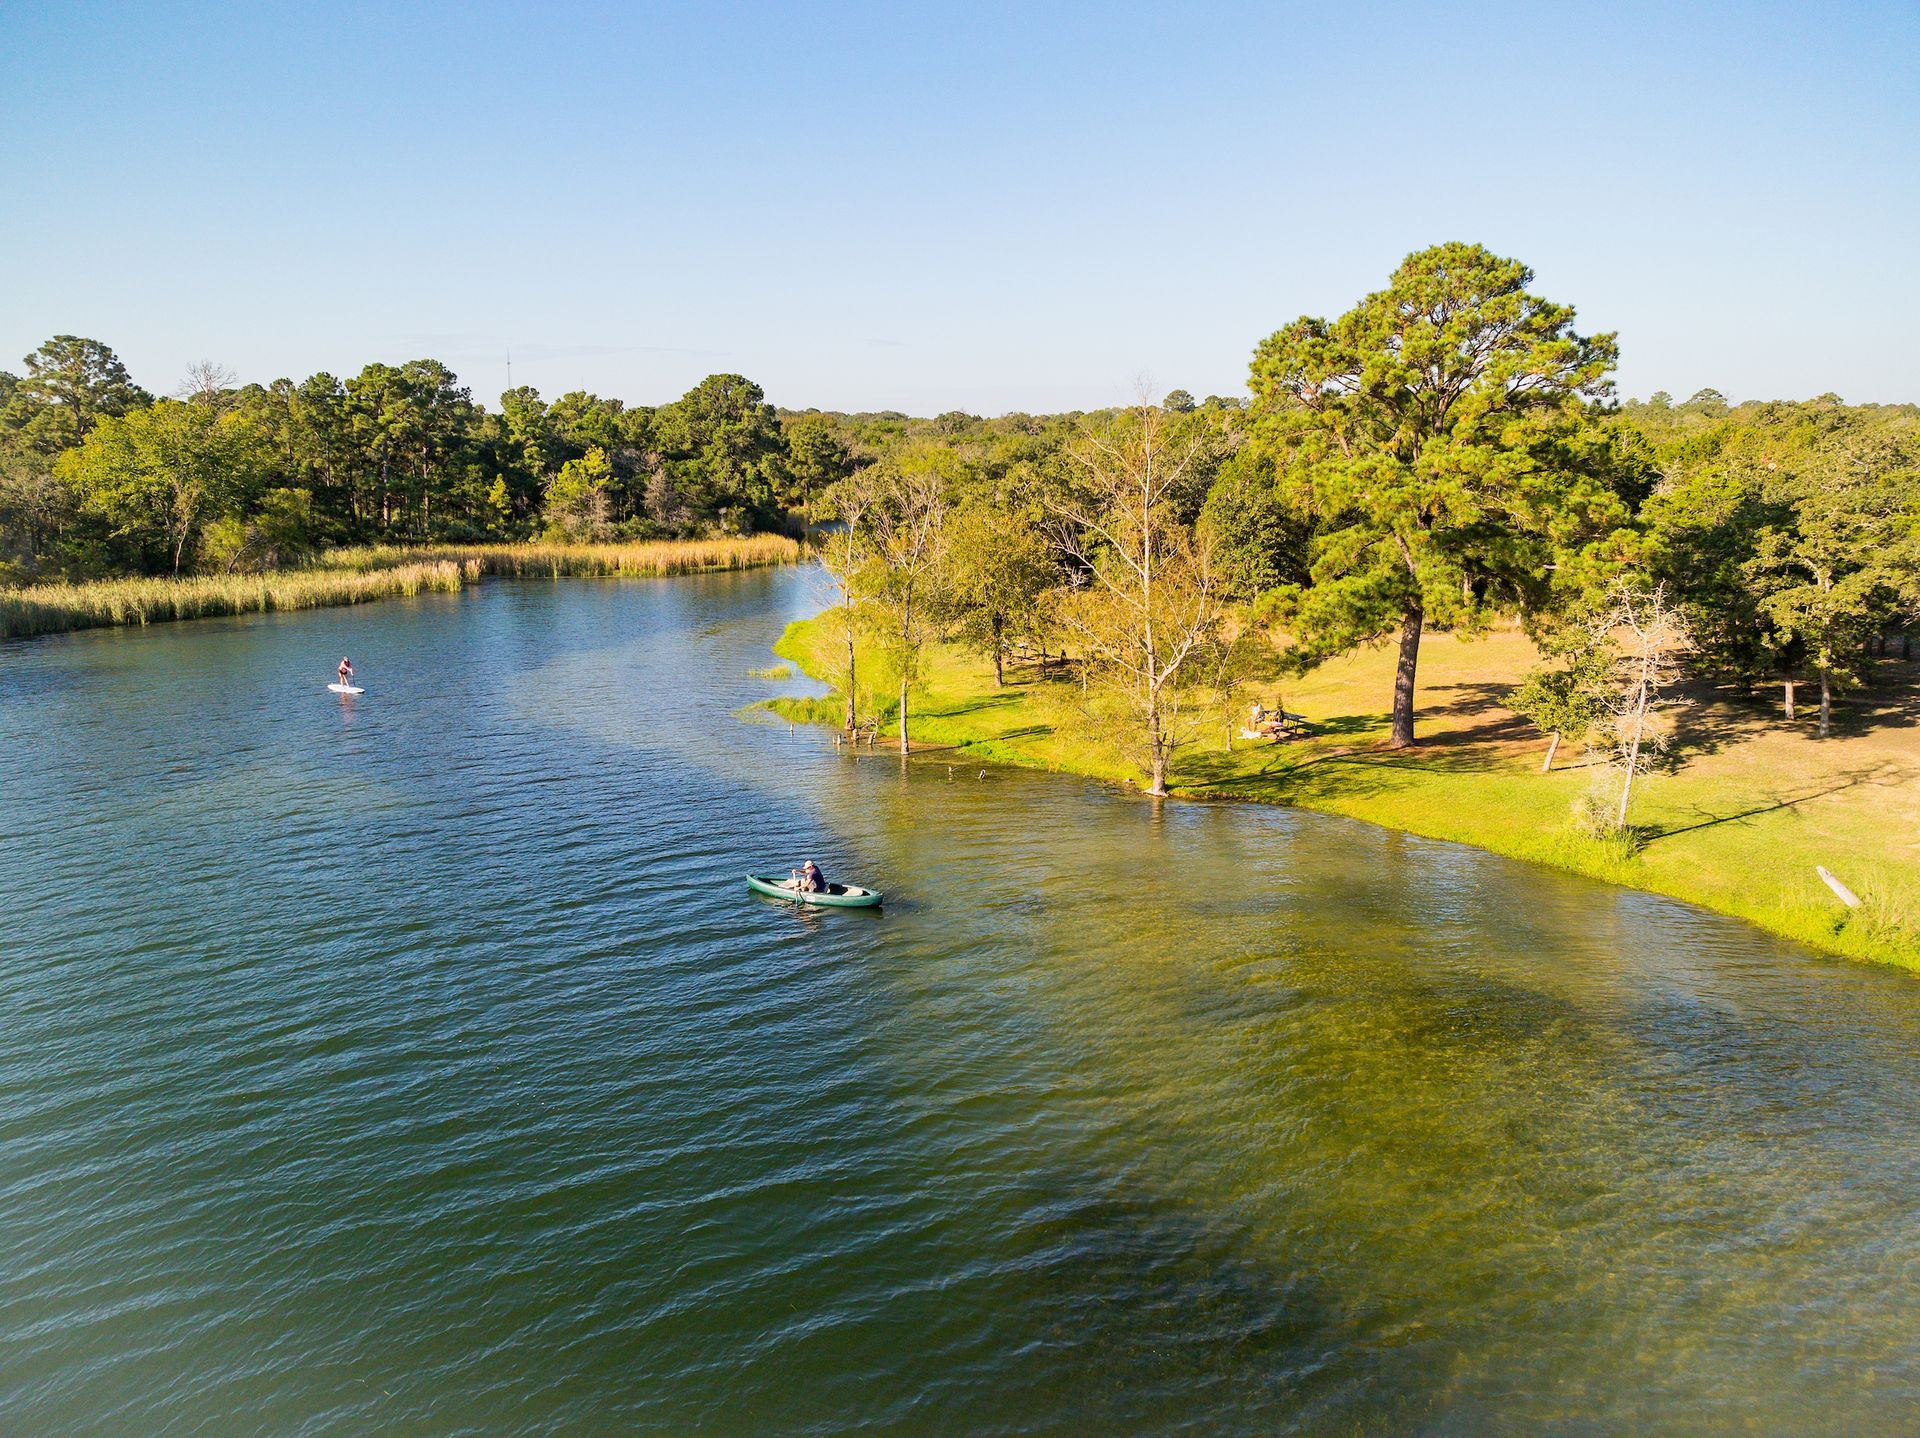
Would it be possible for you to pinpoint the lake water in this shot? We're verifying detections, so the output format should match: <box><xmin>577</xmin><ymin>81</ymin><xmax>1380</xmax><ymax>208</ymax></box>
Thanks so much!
<box><xmin>4</xmin><ymin>567</ymin><xmax>1919</xmax><ymax>1435</ymax></box>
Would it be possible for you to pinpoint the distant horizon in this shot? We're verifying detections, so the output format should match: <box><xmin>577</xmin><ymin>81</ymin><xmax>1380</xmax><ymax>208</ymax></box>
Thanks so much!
<box><xmin>5</xmin><ymin>1</ymin><xmax>1916</xmax><ymax>412</ymax></box>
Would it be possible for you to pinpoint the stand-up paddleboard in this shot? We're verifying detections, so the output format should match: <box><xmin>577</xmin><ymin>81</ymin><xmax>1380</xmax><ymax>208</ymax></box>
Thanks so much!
<box><xmin>328</xmin><ymin>682</ymin><xmax>364</xmax><ymax>695</ymax></box>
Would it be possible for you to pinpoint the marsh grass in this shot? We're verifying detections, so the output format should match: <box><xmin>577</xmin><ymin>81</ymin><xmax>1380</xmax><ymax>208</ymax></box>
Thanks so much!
<box><xmin>0</xmin><ymin>561</ymin><xmax>473</xmax><ymax>638</ymax></box>
<box><xmin>320</xmin><ymin>535</ymin><xmax>800</xmax><ymax>579</ymax></box>
<box><xmin>0</xmin><ymin>535</ymin><xmax>800</xmax><ymax>639</ymax></box>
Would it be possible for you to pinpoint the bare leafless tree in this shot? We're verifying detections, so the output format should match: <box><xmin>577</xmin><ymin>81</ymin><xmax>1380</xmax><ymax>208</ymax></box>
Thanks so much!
<box><xmin>1044</xmin><ymin>402</ymin><xmax>1221</xmax><ymax>796</ymax></box>
<box><xmin>1584</xmin><ymin>578</ymin><xmax>1691</xmax><ymax>831</ymax></box>
<box><xmin>179</xmin><ymin>360</ymin><xmax>239</xmax><ymax>410</ymax></box>
<box><xmin>818</xmin><ymin>468</ymin><xmax>879</xmax><ymax>735</ymax></box>
<box><xmin>866</xmin><ymin>457</ymin><xmax>949</xmax><ymax>754</ymax></box>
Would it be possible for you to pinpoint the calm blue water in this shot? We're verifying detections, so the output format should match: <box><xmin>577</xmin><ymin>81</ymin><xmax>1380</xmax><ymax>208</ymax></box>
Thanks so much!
<box><xmin>4</xmin><ymin>567</ymin><xmax>1919</xmax><ymax>1435</ymax></box>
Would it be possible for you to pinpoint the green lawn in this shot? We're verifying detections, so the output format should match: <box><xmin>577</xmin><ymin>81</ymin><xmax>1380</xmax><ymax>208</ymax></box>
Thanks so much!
<box><xmin>766</xmin><ymin>613</ymin><xmax>1920</xmax><ymax>972</ymax></box>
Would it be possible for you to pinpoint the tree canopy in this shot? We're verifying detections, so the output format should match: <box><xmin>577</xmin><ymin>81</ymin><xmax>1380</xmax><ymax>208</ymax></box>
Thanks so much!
<box><xmin>1247</xmin><ymin>241</ymin><xmax>1629</xmax><ymax>745</ymax></box>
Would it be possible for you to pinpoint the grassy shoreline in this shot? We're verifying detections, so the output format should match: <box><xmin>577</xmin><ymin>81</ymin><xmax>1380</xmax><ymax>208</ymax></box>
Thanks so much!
<box><xmin>0</xmin><ymin>536</ymin><xmax>801</xmax><ymax>639</ymax></box>
<box><xmin>763</xmin><ymin>612</ymin><xmax>1920</xmax><ymax>973</ymax></box>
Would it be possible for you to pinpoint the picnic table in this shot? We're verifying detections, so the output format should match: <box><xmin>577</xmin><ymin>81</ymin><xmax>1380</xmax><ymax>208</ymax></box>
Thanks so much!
<box><xmin>1242</xmin><ymin>710</ymin><xmax>1316</xmax><ymax>742</ymax></box>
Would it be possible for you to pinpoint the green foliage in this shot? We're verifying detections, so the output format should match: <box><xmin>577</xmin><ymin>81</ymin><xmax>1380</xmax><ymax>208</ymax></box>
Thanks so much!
<box><xmin>780</xmin><ymin>412</ymin><xmax>855</xmax><ymax>513</ymax></box>
<box><xmin>1197</xmin><ymin>446</ymin><xmax>1311</xmax><ymax>601</ymax></box>
<box><xmin>1744</xmin><ymin>438</ymin><xmax>1918</xmax><ymax>726</ymax></box>
<box><xmin>0</xmin><ymin>333</ymin><xmax>834</xmax><ymax>575</ymax></box>
<box><xmin>654</xmin><ymin>373</ymin><xmax>785</xmax><ymax>531</ymax></box>
<box><xmin>1</xmin><ymin>335</ymin><xmax>151</xmax><ymax>455</ymax></box>
<box><xmin>939</xmin><ymin>498</ymin><xmax>1058</xmax><ymax>684</ymax></box>
<box><xmin>1510</xmin><ymin>618</ymin><xmax>1613</xmax><ymax>748</ymax></box>
<box><xmin>198</xmin><ymin>487</ymin><xmax>316</xmax><ymax>573</ymax></box>
<box><xmin>543</xmin><ymin>446</ymin><xmax>614</xmax><ymax>542</ymax></box>
<box><xmin>57</xmin><ymin>400</ymin><xmax>270</xmax><ymax>574</ymax></box>
<box><xmin>1645</xmin><ymin>400</ymin><xmax>1920</xmax><ymax>694</ymax></box>
<box><xmin>1248</xmin><ymin>241</ymin><xmax>1630</xmax><ymax>743</ymax></box>
<box><xmin>501</xmin><ymin>385</ymin><xmax>562</xmax><ymax>481</ymax></box>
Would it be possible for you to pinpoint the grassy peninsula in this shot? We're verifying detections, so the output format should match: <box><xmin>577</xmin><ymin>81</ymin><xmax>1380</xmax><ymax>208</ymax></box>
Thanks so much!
<box><xmin>767</xmin><ymin>612</ymin><xmax>1920</xmax><ymax>972</ymax></box>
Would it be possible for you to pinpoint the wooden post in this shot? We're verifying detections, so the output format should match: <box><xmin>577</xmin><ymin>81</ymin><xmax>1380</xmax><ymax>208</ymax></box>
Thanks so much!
<box><xmin>1817</xmin><ymin>865</ymin><xmax>1862</xmax><ymax>909</ymax></box>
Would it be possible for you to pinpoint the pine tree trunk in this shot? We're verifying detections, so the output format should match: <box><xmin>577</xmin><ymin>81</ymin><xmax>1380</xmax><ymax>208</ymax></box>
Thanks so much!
<box><xmin>1784</xmin><ymin>679</ymin><xmax>1797</xmax><ymax>720</ymax></box>
<box><xmin>992</xmin><ymin>614</ymin><xmax>1004</xmax><ymax>688</ymax></box>
<box><xmin>1541</xmin><ymin>731</ymin><xmax>1561</xmax><ymax>773</ymax></box>
<box><xmin>1819</xmin><ymin>671</ymin><xmax>1831</xmax><ymax>738</ymax></box>
<box><xmin>1389</xmin><ymin>605</ymin><xmax>1423</xmax><ymax>748</ymax></box>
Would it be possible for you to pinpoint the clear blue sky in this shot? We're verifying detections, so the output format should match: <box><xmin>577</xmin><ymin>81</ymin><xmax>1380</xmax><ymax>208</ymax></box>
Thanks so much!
<box><xmin>3</xmin><ymin>1</ymin><xmax>1915</xmax><ymax>414</ymax></box>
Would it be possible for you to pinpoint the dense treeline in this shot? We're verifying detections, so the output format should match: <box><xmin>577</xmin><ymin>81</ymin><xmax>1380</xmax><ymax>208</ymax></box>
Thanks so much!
<box><xmin>0</xmin><ymin>345</ymin><xmax>854</xmax><ymax>579</ymax></box>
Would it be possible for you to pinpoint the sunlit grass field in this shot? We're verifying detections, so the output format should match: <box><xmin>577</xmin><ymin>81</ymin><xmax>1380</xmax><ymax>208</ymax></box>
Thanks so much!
<box><xmin>766</xmin><ymin>613</ymin><xmax>1920</xmax><ymax>971</ymax></box>
<box><xmin>0</xmin><ymin>536</ymin><xmax>801</xmax><ymax>638</ymax></box>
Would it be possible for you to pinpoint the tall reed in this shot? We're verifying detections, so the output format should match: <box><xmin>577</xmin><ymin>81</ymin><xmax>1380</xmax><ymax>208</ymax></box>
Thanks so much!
<box><xmin>0</xmin><ymin>561</ymin><xmax>473</xmax><ymax>638</ymax></box>
<box><xmin>320</xmin><ymin>534</ymin><xmax>801</xmax><ymax>579</ymax></box>
<box><xmin>0</xmin><ymin>535</ymin><xmax>800</xmax><ymax>639</ymax></box>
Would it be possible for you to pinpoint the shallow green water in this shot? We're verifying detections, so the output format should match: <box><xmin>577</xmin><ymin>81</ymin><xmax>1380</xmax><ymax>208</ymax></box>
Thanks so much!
<box><xmin>3</xmin><ymin>568</ymin><xmax>1918</xmax><ymax>1435</ymax></box>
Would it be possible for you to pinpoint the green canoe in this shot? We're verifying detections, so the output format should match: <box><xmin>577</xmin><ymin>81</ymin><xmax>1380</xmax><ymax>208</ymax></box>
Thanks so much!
<box><xmin>746</xmin><ymin>873</ymin><xmax>884</xmax><ymax>908</ymax></box>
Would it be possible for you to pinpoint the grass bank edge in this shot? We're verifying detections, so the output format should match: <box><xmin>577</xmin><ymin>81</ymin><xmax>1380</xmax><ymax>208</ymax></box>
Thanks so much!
<box><xmin>758</xmin><ymin>612</ymin><xmax>1919</xmax><ymax>974</ymax></box>
<box><xmin>0</xmin><ymin>536</ymin><xmax>801</xmax><ymax>639</ymax></box>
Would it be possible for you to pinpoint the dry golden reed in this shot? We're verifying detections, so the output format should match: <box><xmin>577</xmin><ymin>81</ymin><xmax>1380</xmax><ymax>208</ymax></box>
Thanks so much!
<box><xmin>320</xmin><ymin>535</ymin><xmax>799</xmax><ymax>578</ymax></box>
<box><xmin>0</xmin><ymin>536</ymin><xmax>799</xmax><ymax>639</ymax></box>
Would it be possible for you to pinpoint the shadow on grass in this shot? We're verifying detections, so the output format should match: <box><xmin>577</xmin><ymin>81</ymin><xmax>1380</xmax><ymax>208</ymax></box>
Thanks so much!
<box><xmin>1415</xmin><ymin>681</ymin><xmax>1537</xmax><ymax>747</ymax></box>
<box><xmin>952</xmin><ymin>724</ymin><xmax>1053</xmax><ymax>745</ymax></box>
<box><xmin>923</xmin><ymin>692</ymin><xmax>1025</xmax><ymax>720</ymax></box>
<box><xmin>1671</xmin><ymin>668</ymin><xmax>1920</xmax><ymax>762</ymax></box>
<box><xmin>1638</xmin><ymin>764</ymin><xmax>1902</xmax><ymax>844</ymax></box>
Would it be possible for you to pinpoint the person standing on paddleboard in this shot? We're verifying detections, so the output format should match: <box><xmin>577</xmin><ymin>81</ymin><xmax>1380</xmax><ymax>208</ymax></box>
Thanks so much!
<box><xmin>337</xmin><ymin>656</ymin><xmax>354</xmax><ymax>687</ymax></box>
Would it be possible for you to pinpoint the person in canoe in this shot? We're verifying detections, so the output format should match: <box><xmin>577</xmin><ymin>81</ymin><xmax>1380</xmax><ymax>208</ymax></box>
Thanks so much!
<box><xmin>793</xmin><ymin>860</ymin><xmax>828</xmax><ymax>893</ymax></box>
<box><xmin>337</xmin><ymin>656</ymin><xmax>355</xmax><ymax>687</ymax></box>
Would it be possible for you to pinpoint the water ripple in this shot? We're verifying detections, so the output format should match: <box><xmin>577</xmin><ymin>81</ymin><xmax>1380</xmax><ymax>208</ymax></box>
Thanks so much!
<box><xmin>4</xmin><ymin>571</ymin><xmax>1920</xmax><ymax>1434</ymax></box>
